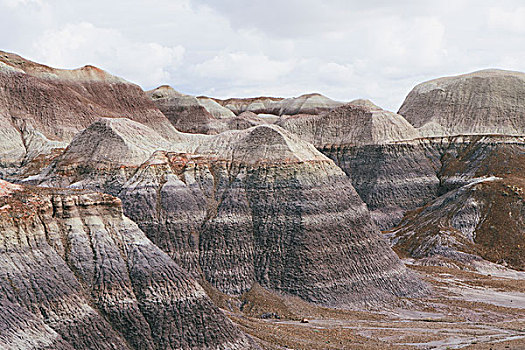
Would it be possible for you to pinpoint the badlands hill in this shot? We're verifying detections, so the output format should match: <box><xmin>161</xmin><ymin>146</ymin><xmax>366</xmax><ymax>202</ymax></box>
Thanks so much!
<box><xmin>277</xmin><ymin>102</ymin><xmax>439</xmax><ymax>229</ymax></box>
<box><xmin>1</xmin><ymin>51</ymin><xmax>525</xmax><ymax>349</ymax></box>
<box><xmin>214</xmin><ymin>93</ymin><xmax>343</xmax><ymax>116</ymax></box>
<box><xmin>399</xmin><ymin>69</ymin><xmax>525</xmax><ymax>136</ymax></box>
<box><xmin>0</xmin><ymin>179</ymin><xmax>257</xmax><ymax>349</ymax></box>
<box><xmin>387</xmin><ymin>69</ymin><xmax>525</xmax><ymax>270</ymax></box>
<box><xmin>0</xmin><ymin>50</ymin><xmax>181</xmax><ymax>180</ymax></box>
<box><xmin>34</xmin><ymin>120</ymin><xmax>427</xmax><ymax>306</ymax></box>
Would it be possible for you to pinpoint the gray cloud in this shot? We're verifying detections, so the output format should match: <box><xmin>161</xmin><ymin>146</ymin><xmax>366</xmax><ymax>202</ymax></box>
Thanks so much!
<box><xmin>1</xmin><ymin>0</ymin><xmax>525</xmax><ymax>110</ymax></box>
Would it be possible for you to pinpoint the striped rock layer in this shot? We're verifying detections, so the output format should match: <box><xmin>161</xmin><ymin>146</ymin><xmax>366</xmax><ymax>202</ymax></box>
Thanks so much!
<box><xmin>0</xmin><ymin>180</ymin><xmax>257</xmax><ymax>350</ymax></box>
<box><xmin>277</xmin><ymin>103</ymin><xmax>440</xmax><ymax>229</ymax></box>
<box><xmin>36</xmin><ymin>121</ymin><xmax>428</xmax><ymax>306</ymax></box>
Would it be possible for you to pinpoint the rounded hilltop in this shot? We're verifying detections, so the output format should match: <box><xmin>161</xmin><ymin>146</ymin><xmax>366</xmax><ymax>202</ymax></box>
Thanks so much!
<box><xmin>399</xmin><ymin>69</ymin><xmax>525</xmax><ymax>137</ymax></box>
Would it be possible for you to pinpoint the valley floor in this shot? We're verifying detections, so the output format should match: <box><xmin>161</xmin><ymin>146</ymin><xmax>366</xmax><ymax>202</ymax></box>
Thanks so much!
<box><xmin>223</xmin><ymin>264</ymin><xmax>525</xmax><ymax>349</ymax></box>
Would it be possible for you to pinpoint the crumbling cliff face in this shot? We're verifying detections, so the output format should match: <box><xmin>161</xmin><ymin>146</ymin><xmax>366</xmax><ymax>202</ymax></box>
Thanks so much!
<box><xmin>0</xmin><ymin>179</ymin><xmax>258</xmax><ymax>350</ymax></box>
<box><xmin>35</xmin><ymin>120</ymin><xmax>428</xmax><ymax>306</ymax></box>
<box><xmin>389</xmin><ymin>139</ymin><xmax>525</xmax><ymax>270</ymax></box>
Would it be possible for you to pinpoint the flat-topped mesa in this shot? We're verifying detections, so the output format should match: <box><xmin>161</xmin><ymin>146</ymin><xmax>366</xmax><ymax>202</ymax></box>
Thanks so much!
<box><xmin>277</xmin><ymin>103</ymin><xmax>439</xmax><ymax>229</ymax></box>
<box><xmin>37</xmin><ymin>121</ymin><xmax>428</xmax><ymax>306</ymax></box>
<box><xmin>399</xmin><ymin>69</ymin><xmax>525</xmax><ymax>137</ymax></box>
<box><xmin>214</xmin><ymin>93</ymin><xmax>343</xmax><ymax>116</ymax></box>
<box><xmin>0</xmin><ymin>50</ymin><xmax>179</xmax><ymax>178</ymax></box>
<box><xmin>0</xmin><ymin>181</ymin><xmax>258</xmax><ymax>350</ymax></box>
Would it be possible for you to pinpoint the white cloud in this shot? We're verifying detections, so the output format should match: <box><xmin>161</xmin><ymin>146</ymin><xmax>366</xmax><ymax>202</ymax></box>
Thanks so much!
<box><xmin>33</xmin><ymin>22</ymin><xmax>185</xmax><ymax>87</ymax></box>
<box><xmin>488</xmin><ymin>6</ymin><xmax>525</xmax><ymax>33</ymax></box>
<box><xmin>194</xmin><ymin>52</ymin><xmax>294</xmax><ymax>82</ymax></box>
<box><xmin>1</xmin><ymin>0</ymin><xmax>42</xmax><ymax>8</ymax></box>
<box><xmin>2</xmin><ymin>0</ymin><xmax>525</xmax><ymax>111</ymax></box>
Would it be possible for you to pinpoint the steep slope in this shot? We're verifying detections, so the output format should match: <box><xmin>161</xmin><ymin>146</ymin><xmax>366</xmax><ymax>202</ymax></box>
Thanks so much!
<box><xmin>149</xmin><ymin>86</ymin><xmax>265</xmax><ymax>134</ymax></box>
<box><xmin>32</xmin><ymin>118</ymin><xmax>176</xmax><ymax>195</ymax></box>
<box><xmin>0</xmin><ymin>179</ymin><xmax>257</xmax><ymax>350</ymax></box>
<box><xmin>214</xmin><ymin>96</ymin><xmax>283</xmax><ymax>115</ymax></box>
<box><xmin>278</xmin><ymin>102</ymin><xmax>439</xmax><ymax>229</ymax></box>
<box><xmin>224</xmin><ymin>111</ymin><xmax>265</xmax><ymax>130</ymax></box>
<box><xmin>399</xmin><ymin>69</ymin><xmax>525</xmax><ymax>137</ymax></box>
<box><xmin>196</xmin><ymin>96</ymin><xmax>236</xmax><ymax>119</ymax></box>
<box><xmin>0</xmin><ymin>50</ymin><xmax>180</xmax><ymax>177</ymax></box>
<box><xmin>35</xmin><ymin>120</ymin><xmax>428</xmax><ymax>306</ymax></box>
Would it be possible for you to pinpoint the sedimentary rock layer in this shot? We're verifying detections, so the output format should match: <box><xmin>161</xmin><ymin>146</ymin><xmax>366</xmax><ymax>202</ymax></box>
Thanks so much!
<box><xmin>148</xmin><ymin>85</ymin><xmax>227</xmax><ymax>134</ymax></box>
<box><xmin>148</xmin><ymin>86</ymin><xmax>268</xmax><ymax>134</ymax></box>
<box><xmin>0</xmin><ymin>179</ymin><xmax>257</xmax><ymax>349</ymax></box>
<box><xmin>278</xmin><ymin>103</ymin><xmax>440</xmax><ymax>229</ymax></box>
<box><xmin>36</xmin><ymin>121</ymin><xmax>428</xmax><ymax>306</ymax></box>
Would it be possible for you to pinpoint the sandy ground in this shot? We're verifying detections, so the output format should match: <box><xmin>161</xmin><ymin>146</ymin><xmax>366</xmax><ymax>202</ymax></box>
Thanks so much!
<box><xmin>222</xmin><ymin>264</ymin><xmax>525</xmax><ymax>349</ymax></box>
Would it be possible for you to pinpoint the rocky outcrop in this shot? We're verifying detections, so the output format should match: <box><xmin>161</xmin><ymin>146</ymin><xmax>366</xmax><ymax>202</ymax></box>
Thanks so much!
<box><xmin>0</xmin><ymin>50</ymin><xmax>179</xmax><ymax>178</ymax></box>
<box><xmin>35</xmin><ymin>120</ymin><xmax>428</xmax><ymax>306</ymax></box>
<box><xmin>147</xmin><ymin>87</ymin><xmax>343</xmax><ymax>135</ymax></box>
<box><xmin>398</xmin><ymin>69</ymin><xmax>525</xmax><ymax>137</ymax></box>
<box><xmin>278</xmin><ymin>93</ymin><xmax>344</xmax><ymax>115</ymax></box>
<box><xmin>419</xmin><ymin>135</ymin><xmax>525</xmax><ymax>192</ymax></box>
<box><xmin>390</xmin><ymin>137</ymin><xmax>525</xmax><ymax>270</ymax></box>
<box><xmin>31</xmin><ymin>118</ymin><xmax>177</xmax><ymax>195</ymax></box>
<box><xmin>278</xmin><ymin>103</ymin><xmax>440</xmax><ymax>229</ymax></box>
<box><xmin>0</xmin><ymin>179</ymin><xmax>257</xmax><ymax>349</ymax></box>
<box><xmin>390</xmin><ymin>175</ymin><xmax>525</xmax><ymax>271</ymax></box>
<box><xmin>214</xmin><ymin>96</ymin><xmax>283</xmax><ymax>115</ymax></box>
<box><xmin>278</xmin><ymin>103</ymin><xmax>420</xmax><ymax>147</ymax></box>
<box><xmin>148</xmin><ymin>86</ymin><xmax>267</xmax><ymax>135</ymax></box>
<box><xmin>215</xmin><ymin>93</ymin><xmax>343</xmax><ymax>116</ymax></box>
<box><xmin>225</xmin><ymin>111</ymin><xmax>265</xmax><ymax>130</ymax></box>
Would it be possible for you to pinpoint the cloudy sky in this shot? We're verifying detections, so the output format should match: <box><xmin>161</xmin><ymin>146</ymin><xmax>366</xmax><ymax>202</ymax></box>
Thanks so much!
<box><xmin>1</xmin><ymin>0</ymin><xmax>524</xmax><ymax>110</ymax></box>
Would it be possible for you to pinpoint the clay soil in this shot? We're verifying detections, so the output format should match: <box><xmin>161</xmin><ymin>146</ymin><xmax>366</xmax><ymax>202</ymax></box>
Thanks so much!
<box><xmin>216</xmin><ymin>265</ymin><xmax>525</xmax><ymax>349</ymax></box>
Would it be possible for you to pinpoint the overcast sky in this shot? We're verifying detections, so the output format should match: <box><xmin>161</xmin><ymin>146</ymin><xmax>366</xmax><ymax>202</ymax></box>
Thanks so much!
<box><xmin>1</xmin><ymin>0</ymin><xmax>524</xmax><ymax>110</ymax></box>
